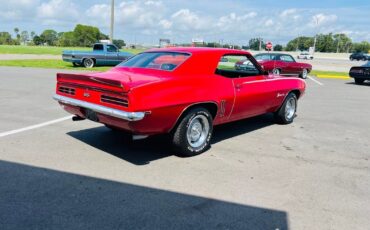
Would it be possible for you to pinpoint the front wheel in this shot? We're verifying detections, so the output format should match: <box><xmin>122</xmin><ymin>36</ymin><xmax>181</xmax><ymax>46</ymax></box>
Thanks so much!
<box><xmin>300</xmin><ymin>69</ymin><xmax>308</xmax><ymax>79</ymax></box>
<box><xmin>172</xmin><ymin>107</ymin><xmax>213</xmax><ymax>157</ymax></box>
<box><xmin>83</xmin><ymin>58</ymin><xmax>95</xmax><ymax>68</ymax></box>
<box><xmin>272</xmin><ymin>68</ymin><xmax>281</xmax><ymax>75</ymax></box>
<box><xmin>274</xmin><ymin>93</ymin><xmax>297</xmax><ymax>124</ymax></box>
<box><xmin>354</xmin><ymin>78</ymin><xmax>364</xmax><ymax>85</ymax></box>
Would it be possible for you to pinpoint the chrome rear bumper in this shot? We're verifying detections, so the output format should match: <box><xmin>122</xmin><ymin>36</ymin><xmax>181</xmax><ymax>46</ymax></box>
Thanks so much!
<box><xmin>53</xmin><ymin>94</ymin><xmax>145</xmax><ymax>121</ymax></box>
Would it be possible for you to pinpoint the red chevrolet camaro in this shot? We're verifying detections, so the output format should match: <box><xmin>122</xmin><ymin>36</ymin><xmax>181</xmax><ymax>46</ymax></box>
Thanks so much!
<box><xmin>236</xmin><ymin>53</ymin><xmax>312</xmax><ymax>79</ymax></box>
<box><xmin>54</xmin><ymin>48</ymin><xmax>306</xmax><ymax>156</ymax></box>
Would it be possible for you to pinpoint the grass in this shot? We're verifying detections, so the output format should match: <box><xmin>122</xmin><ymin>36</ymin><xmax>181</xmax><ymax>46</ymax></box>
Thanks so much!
<box><xmin>311</xmin><ymin>70</ymin><xmax>350</xmax><ymax>79</ymax></box>
<box><xmin>0</xmin><ymin>45</ymin><xmax>145</xmax><ymax>55</ymax></box>
<box><xmin>0</xmin><ymin>59</ymin><xmax>111</xmax><ymax>71</ymax></box>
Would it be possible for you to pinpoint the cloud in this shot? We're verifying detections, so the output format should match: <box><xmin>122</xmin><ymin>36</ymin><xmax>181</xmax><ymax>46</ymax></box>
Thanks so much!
<box><xmin>310</xmin><ymin>13</ymin><xmax>338</xmax><ymax>27</ymax></box>
<box><xmin>37</xmin><ymin>0</ymin><xmax>79</xmax><ymax>23</ymax></box>
<box><xmin>280</xmin><ymin>9</ymin><xmax>297</xmax><ymax>18</ymax></box>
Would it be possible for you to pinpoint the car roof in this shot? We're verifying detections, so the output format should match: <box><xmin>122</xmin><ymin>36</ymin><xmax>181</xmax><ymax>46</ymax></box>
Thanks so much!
<box><xmin>255</xmin><ymin>52</ymin><xmax>291</xmax><ymax>56</ymax></box>
<box><xmin>146</xmin><ymin>47</ymin><xmax>252</xmax><ymax>56</ymax></box>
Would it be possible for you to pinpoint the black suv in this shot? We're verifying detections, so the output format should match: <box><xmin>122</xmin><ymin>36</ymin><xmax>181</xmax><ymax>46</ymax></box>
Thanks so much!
<box><xmin>350</xmin><ymin>52</ymin><xmax>370</xmax><ymax>61</ymax></box>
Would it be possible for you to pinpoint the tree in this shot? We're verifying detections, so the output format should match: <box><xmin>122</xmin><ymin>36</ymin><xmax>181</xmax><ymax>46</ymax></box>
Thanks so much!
<box><xmin>113</xmin><ymin>39</ymin><xmax>126</xmax><ymax>48</ymax></box>
<box><xmin>286</xmin><ymin>36</ymin><xmax>314</xmax><ymax>51</ymax></box>
<box><xmin>40</xmin><ymin>29</ymin><xmax>58</xmax><ymax>46</ymax></box>
<box><xmin>30</xmin><ymin>31</ymin><xmax>36</xmax><ymax>39</ymax></box>
<box><xmin>73</xmin><ymin>24</ymin><xmax>102</xmax><ymax>47</ymax></box>
<box><xmin>315</xmin><ymin>33</ymin><xmax>336</xmax><ymax>52</ymax></box>
<box><xmin>333</xmin><ymin>33</ymin><xmax>352</xmax><ymax>53</ymax></box>
<box><xmin>248</xmin><ymin>38</ymin><xmax>264</xmax><ymax>50</ymax></box>
<box><xmin>58</xmin><ymin>32</ymin><xmax>76</xmax><ymax>47</ymax></box>
<box><xmin>14</xmin><ymin>28</ymin><xmax>19</xmax><ymax>38</ymax></box>
<box><xmin>352</xmin><ymin>41</ymin><xmax>370</xmax><ymax>53</ymax></box>
<box><xmin>33</xmin><ymin>35</ymin><xmax>43</xmax><ymax>46</ymax></box>
<box><xmin>0</xmin><ymin>32</ymin><xmax>13</xmax><ymax>45</ymax></box>
<box><xmin>20</xmin><ymin>31</ymin><xmax>29</xmax><ymax>45</ymax></box>
<box><xmin>273</xmin><ymin>44</ymin><xmax>283</xmax><ymax>51</ymax></box>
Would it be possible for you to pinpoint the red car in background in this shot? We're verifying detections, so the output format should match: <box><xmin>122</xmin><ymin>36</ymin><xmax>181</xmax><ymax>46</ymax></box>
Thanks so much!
<box><xmin>236</xmin><ymin>53</ymin><xmax>312</xmax><ymax>79</ymax></box>
<box><xmin>54</xmin><ymin>48</ymin><xmax>306</xmax><ymax>156</ymax></box>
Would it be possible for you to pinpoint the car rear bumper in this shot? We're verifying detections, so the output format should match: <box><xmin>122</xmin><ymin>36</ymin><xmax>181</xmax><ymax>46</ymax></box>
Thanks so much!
<box><xmin>53</xmin><ymin>94</ymin><xmax>146</xmax><ymax>121</ymax></box>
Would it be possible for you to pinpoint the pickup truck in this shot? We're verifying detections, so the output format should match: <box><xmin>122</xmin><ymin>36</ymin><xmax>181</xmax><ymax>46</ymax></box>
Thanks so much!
<box><xmin>62</xmin><ymin>43</ymin><xmax>133</xmax><ymax>68</ymax></box>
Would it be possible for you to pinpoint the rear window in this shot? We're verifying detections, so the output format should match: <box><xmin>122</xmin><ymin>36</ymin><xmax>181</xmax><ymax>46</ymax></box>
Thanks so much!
<box><xmin>119</xmin><ymin>52</ymin><xmax>190</xmax><ymax>71</ymax></box>
<box><xmin>94</xmin><ymin>44</ymin><xmax>104</xmax><ymax>51</ymax></box>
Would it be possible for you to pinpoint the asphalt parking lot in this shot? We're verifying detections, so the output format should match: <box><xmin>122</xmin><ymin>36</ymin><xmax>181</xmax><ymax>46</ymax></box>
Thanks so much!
<box><xmin>0</xmin><ymin>66</ymin><xmax>369</xmax><ymax>230</ymax></box>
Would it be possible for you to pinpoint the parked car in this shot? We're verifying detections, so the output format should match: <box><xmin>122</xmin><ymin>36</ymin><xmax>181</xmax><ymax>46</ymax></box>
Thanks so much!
<box><xmin>53</xmin><ymin>48</ymin><xmax>306</xmax><ymax>156</ymax></box>
<box><xmin>349</xmin><ymin>52</ymin><xmax>370</xmax><ymax>61</ymax></box>
<box><xmin>297</xmin><ymin>52</ymin><xmax>313</xmax><ymax>60</ymax></box>
<box><xmin>62</xmin><ymin>43</ymin><xmax>133</xmax><ymax>68</ymax></box>
<box><xmin>349</xmin><ymin>61</ymin><xmax>370</xmax><ymax>84</ymax></box>
<box><xmin>237</xmin><ymin>53</ymin><xmax>312</xmax><ymax>79</ymax></box>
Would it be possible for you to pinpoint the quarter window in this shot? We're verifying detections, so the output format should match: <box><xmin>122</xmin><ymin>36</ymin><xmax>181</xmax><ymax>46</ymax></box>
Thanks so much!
<box><xmin>216</xmin><ymin>55</ymin><xmax>260</xmax><ymax>78</ymax></box>
<box><xmin>280</xmin><ymin>55</ymin><xmax>295</xmax><ymax>62</ymax></box>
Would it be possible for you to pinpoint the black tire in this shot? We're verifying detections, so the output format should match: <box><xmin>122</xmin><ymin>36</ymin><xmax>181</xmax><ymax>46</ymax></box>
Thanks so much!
<box><xmin>72</xmin><ymin>62</ymin><xmax>79</xmax><ymax>67</ymax></box>
<box><xmin>274</xmin><ymin>93</ymin><xmax>297</xmax><ymax>124</ymax></box>
<box><xmin>354</xmin><ymin>78</ymin><xmax>364</xmax><ymax>85</ymax></box>
<box><xmin>350</xmin><ymin>57</ymin><xmax>354</xmax><ymax>61</ymax></box>
<box><xmin>83</xmin><ymin>58</ymin><xmax>95</xmax><ymax>68</ymax></box>
<box><xmin>362</xmin><ymin>57</ymin><xmax>367</xmax><ymax>61</ymax></box>
<box><xmin>172</xmin><ymin>107</ymin><xmax>213</xmax><ymax>157</ymax></box>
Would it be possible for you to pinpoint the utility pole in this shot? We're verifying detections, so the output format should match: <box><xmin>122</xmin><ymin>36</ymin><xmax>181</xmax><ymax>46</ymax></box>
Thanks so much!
<box><xmin>313</xmin><ymin>16</ymin><xmax>319</xmax><ymax>53</ymax></box>
<box><xmin>110</xmin><ymin>0</ymin><xmax>114</xmax><ymax>43</ymax></box>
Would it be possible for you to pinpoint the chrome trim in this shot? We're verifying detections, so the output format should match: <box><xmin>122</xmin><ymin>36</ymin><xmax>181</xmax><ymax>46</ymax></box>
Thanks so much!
<box><xmin>53</xmin><ymin>94</ymin><xmax>145</xmax><ymax>121</ymax></box>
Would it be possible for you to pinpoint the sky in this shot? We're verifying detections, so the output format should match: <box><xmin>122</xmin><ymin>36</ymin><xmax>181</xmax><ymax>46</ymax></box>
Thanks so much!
<box><xmin>0</xmin><ymin>0</ymin><xmax>369</xmax><ymax>45</ymax></box>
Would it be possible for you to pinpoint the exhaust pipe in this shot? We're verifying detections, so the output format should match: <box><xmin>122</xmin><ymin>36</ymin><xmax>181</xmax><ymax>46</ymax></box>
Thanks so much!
<box><xmin>72</xmin><ymin>116</ymin><xmax>85</xmax><ymax>121</ymax></box>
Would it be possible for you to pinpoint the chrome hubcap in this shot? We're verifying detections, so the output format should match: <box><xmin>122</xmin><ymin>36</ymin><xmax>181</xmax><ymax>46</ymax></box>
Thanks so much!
<box><xmin>85</xmin><ymin>59</ymin><xmax>93</xmax><ymax>67</ymax></box>
<box><xmin>285</xmin><ymin>98</ymin><xmax>296</xmax><ymax>120</ymax></box>
<box><xmin>186</xmin><ymin>115</ymin><xmax>210</xmax><ymax>148</ymax></box>
<box><xmin>302</xmin><ymin>69</ymin><xmax>307</xmax><ymax>78</ymax></box>
<box><xmin>273</xmin><ymin>69</ymin><xmax>280</xmax><ymax>75</ymax></box>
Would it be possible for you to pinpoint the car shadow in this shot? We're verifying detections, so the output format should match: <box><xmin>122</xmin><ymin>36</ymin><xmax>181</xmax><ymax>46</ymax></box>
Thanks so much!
<box><xmin>0</xmin><ymin>160</ymin><xmax>289</xmax><ymax>230</ymax></box>
<box><xmin>67</xmin><ymin>114</ymin><xmax>275</xmax><ymax>165</ymax></box>
<box><xmin>345</xmin><ymin>81</ymin><xmax>370</xmax><ymax>86</ymax></box>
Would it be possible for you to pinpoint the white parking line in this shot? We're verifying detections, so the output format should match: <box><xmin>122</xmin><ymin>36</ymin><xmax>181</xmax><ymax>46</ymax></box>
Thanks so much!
<box><xmin>0</xmin><ymin>116</ymin><xmax>73</xmax><ymax>138</ymax></box>
<box><xmin>307</xmin><ymin>75</ymin><xmax>324</xmax><ymax>86</ymax></box>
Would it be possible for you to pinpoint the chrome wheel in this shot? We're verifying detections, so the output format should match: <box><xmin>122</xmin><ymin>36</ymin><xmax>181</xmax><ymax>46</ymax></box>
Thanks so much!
<box><xmin>83</xmin><ymin>58</ymin><xmax>94</xmax><ymax>68</ymax></box>
<box><xmin>301</xmin><ymin>69</ymin><xmax>308</xmax><ymax>79</ymax></box>
<box><xmin>186</xmin><ymin>114</ymin><xmax>210</xmax><ymax>148</ymax></box>
<box><xmin>285</xmin><ymin>97</ymin><xmax>296</xmax><ymax>120</ymax></box>
<box><xmin>273</xmin><ymin>68</ymin><xmax>280</xmax><ymax>75</ymax></box>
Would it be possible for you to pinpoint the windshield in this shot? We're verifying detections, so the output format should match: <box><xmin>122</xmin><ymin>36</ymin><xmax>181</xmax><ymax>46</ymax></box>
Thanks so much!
<box><xmin>119</xmin><ymin>52</ymin><xmax>190</xmax><ymax>71</ymax></box>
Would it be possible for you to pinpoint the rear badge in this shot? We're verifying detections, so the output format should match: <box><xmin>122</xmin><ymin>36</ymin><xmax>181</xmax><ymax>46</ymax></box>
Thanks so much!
<box><xmin>83</xmin><ymin>91</ymin><xmax>90</xmax><ymax>98</ymax></box>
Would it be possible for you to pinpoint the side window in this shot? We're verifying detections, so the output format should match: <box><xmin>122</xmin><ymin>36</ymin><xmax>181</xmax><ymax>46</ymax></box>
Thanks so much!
<box><xmin>216</xmin><ymin>55</ymin><xmax>260</xmax><ymax>78</ymax></box>
<box><xmin>107</xmin><ymin>45</ymin><xmax>118</xmax><ymax>52</ymax></box>
<box><xmin>255</xmin><ymin>54</ymin><xmax>271</xmax><ymax>61</ymax></box>
<box><xmin>94</xmin><ymin>44</ymin><xmax>104</xmax><ymax>51</ymax></box>
<box><xmin>280</xmin><ymin>55</ymin><xmax>295</xmax><ymax>62</ymax></box>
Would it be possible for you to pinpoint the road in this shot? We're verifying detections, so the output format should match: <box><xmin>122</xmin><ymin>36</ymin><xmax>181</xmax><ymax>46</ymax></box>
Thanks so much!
<box><xmin>0</xmin><ymin>67</ymin><xmax>369</xmax><ymax>230</ymax></box>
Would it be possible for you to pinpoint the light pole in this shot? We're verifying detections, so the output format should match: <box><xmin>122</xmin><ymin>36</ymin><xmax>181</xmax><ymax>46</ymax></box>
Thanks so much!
<box><xmin>110</xmin><ymin>0</ymin><xmax>115</xmax><ymax>43</ymax></box>
<box><xmin>313</xmin><ymin>16</ymin><xmax>319</xmax><ymax>53</ymax></box>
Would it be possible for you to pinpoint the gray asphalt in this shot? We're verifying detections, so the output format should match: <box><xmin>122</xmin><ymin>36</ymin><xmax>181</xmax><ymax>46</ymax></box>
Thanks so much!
<box><xmin>0</xmin><ymin>67</ymin><xmax>369</xmax><ymax>230</ymax></box>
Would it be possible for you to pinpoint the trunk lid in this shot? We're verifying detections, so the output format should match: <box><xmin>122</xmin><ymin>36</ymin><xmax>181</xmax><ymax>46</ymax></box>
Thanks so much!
<box><xmin>57</xmin><ymin>68</ymin><xmax>163</xmax><ymax>93</ymax></box>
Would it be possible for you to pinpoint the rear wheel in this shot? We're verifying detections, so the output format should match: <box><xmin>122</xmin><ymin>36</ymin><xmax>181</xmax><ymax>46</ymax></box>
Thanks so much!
<box><xmin>354</xmin><ymin>78</ymin><xmax>364</xmax><ymax>85</ymax></box>
<box><xmin>274</xmin><ymin>93</ymin><xmax>297</xmax><ymax>124</ymax></box>
<box><xmin>350</xmin><ymin>57</ymin><xmax>354</xmax><ymax>61</ymax></box>
<box><xmin>83</xmin><ymin>58</ymin><xmax>95</xmax><ymax>68</ymax></box>
<box><xmin>300</xmin><ymin>69</ymin><xmax>308</xmax><ymax>79</ymax></box>
<box><xmin>72</xmin><ymin>62</ymin><xmax>80</xmax><ymax>67</ymax></box>
<box><xmin>172</xmin><ymin>107</ymin><xmax>213</xmax><ymax>157</ymax></box>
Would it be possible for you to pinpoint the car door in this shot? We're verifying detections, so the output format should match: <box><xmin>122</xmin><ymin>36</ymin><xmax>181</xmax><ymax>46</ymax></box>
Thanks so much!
<box><xmin>280</xmin><ymin>54</ymin><xmax>300</xmax><ymax>75</ymax></box>
<box><xmin>105</xmin><ymin>44</ymin><xmax>120</xmax><ymax>65</ymax></box>
<box><xmin>215</xmin><ymin>54</ymin><xmax>279</xmax><ymax>121</ymax></box>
